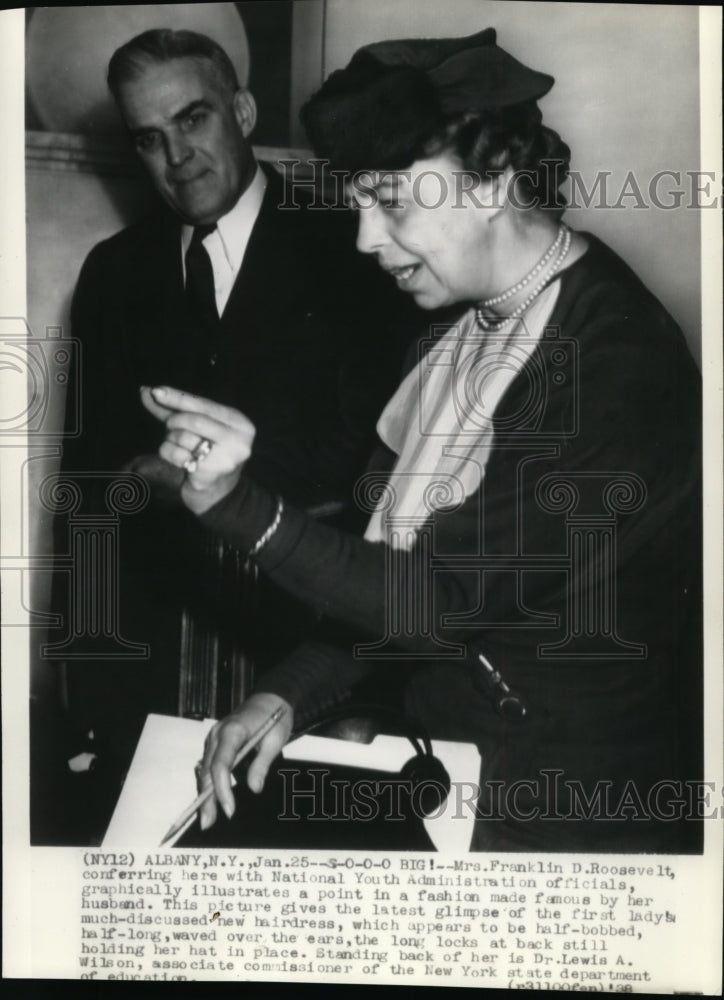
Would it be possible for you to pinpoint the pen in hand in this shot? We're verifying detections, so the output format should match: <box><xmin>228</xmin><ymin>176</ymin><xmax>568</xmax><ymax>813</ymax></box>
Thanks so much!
<box><xmin>160</xmin><ymin>705</ymin><xmax>287</xmax><ymax>846</ymax></box>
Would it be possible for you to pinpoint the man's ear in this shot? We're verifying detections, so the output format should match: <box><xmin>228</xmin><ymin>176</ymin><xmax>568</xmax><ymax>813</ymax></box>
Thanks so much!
<box><xmin>233</xmin><ymin>88</ymin><xmax>257</xmax><ymax>138</ymax></box>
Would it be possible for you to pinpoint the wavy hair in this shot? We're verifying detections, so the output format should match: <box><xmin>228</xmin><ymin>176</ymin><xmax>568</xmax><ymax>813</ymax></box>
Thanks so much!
<box><xmin>108</xmin><ymin>29</ymin><xmax>239</xmax><ymax>101</ymax></box>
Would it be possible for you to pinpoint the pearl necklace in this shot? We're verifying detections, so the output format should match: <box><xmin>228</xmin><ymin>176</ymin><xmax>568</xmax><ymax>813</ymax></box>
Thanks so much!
<box><xmin>482</xmin><ymin>223</ymin><xmax>567</xmax><ymax>309</ymax></box>
<box><xmin>475</xmin><ymin>225</ymin><xmax>572</xmax><ymax>332</ymax></box>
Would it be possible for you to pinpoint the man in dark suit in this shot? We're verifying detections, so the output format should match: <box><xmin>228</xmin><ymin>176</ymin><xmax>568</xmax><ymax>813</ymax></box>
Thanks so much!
<box><xmin>71</xmin><ymin>27</ymin><xmax>414</xmax><ymax>507</ymax></box>
<box><xmin>41</xmin><ymin>29</ymin><xmax>423</xmax><ymax>839</ymax></box>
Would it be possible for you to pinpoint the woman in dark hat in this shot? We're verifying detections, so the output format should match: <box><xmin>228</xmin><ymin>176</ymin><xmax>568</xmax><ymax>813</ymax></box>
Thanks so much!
<box><xmin>143</xmin><ymin>29</ymin><xmax>701</xmax><ymax>851</ymax></box>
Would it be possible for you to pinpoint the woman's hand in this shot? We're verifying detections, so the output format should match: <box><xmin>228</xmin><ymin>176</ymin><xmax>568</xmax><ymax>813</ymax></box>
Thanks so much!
<box><xmin>140</xmin><ymin>386</ymin><xmax>255</xmax><ymax>514</ymax></box>
<box><xmin>196</xmin><ymin>693</ymin><xmax>294</xmax><ymax>830</ymax></box>
<box><xmin>121</xmin><ymin>453</ymin><xmax>186</xmax><ymax>506</ymax></box>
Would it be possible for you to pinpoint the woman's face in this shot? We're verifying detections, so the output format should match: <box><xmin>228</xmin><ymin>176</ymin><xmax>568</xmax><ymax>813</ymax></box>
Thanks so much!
<box><xmin>347</xmin><ymin>152</ymin><xmax>499</xmax><ymax>310</ymax></box>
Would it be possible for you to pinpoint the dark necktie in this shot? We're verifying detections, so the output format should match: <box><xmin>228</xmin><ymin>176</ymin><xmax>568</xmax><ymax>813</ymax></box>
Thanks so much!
<box><xmin>185</xmin><ymin>224</ymin><xmax>219</xmax><ymax>330</ymax></box>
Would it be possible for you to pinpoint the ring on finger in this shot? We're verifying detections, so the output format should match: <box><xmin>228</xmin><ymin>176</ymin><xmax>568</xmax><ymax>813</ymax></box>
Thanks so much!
<box><xmin>184</xmin><ymin>437</ymin><xmax>213</xmax><ymax>474</ymax></box>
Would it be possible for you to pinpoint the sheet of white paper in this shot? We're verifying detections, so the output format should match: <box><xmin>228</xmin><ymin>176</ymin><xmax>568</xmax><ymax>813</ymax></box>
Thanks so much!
<box><xmin>103</xmin><ymin>716</ymin><xmax>481</xmax><ymax>851</ymax></box>
<box><xmin>103</xmin><ymin>713</ymin><xmax>216</xmax><ymax>847</ymax></box>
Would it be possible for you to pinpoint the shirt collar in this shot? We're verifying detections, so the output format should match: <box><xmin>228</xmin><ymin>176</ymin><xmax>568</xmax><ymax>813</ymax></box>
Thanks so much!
<box><xmin>181</xmin><ymin>163</ymin><xmax>267</xmax><ymax>269</ymax></box>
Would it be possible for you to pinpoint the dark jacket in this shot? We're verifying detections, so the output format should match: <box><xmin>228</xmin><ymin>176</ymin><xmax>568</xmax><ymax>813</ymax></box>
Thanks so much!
<box><xmin>63</xmin><ymin>166</ymin><xmax>422</xmax><ymax>505</ymax></box>
<box><xmin>201</xmin><ymin>235</ymin><xmax>703</xmax><ymax>853</ymax></box>
<box><xmin>53</xmin><ymin>166</ymin><xmax>426</xmax><ymax>763</ymax></box>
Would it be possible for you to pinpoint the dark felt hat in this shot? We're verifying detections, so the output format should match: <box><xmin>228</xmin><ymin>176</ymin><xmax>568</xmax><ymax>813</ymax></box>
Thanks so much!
<box><xmin>301</xmin><ymin>28</ymin><xmax>554</xmax><ymax>172</ymax></box>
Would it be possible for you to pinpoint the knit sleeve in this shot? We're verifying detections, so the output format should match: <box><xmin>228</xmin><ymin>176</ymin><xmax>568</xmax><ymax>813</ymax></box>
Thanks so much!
<box><xmin>252</xmin><ymin>640</ymin><xmax>379</xmax><ymax>726</ymax></box>
<box><xmin>198</xmin><ymin>474</ymin><xmax>479</xmax><ymax>656</ymax></box>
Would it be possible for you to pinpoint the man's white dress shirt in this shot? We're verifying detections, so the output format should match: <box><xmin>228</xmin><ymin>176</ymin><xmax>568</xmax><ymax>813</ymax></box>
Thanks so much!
<box><xmin>180</xmin><ymin>164</ymin><xmax>267</xmax><ymax>317</ymax></box>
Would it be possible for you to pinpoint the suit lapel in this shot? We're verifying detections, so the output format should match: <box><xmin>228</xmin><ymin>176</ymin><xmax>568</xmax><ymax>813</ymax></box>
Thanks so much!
<box><xmin>129</xmin><ymin>170</ymin><xmax>315</xmax><ymax>400</ymax></box>
<box><xmin>219</xmin><ymin>166</ymin><xmax>308</xmax><ymax>335</ymax></box>
<box><xmin>129</xmin><ymin>211</ymin><xmax>221</xmax><ymax>391</ymax></box>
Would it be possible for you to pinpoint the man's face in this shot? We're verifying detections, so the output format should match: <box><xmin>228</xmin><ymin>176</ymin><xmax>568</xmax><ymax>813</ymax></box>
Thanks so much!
<box><xmin>117</xmin><ymin>56</ymin><xmax>256</xmax><ymax>225</ymax></box>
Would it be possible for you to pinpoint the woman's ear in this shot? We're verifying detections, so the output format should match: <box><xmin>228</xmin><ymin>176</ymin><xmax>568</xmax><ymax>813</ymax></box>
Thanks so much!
<box><xmin>460</xmin><ymin>166</ymin><xmax>511</xmax><ymax>220</ymax></box>
<box><xmin>485</xmin><ymin>165</ymin><xmax>515</xmax><ymax>219</ymax></box>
